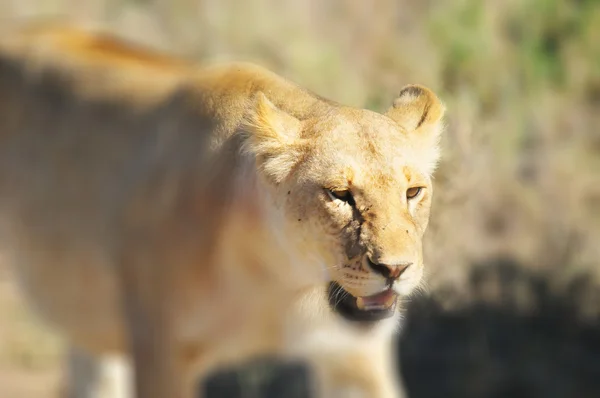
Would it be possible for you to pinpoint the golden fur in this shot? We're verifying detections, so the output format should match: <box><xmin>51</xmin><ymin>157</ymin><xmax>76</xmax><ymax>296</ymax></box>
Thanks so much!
<box><xmin>0</xmin><ymin>22</ymin><xmax>445</xmax><ymax>398</ymax></box>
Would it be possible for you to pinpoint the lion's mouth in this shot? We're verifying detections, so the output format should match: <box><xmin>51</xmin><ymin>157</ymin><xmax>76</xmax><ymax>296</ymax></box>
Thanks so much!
<box><xmin>327</xmin><ymin>282</ymin><xmax>398</xmax><ymax>323</ymax></box>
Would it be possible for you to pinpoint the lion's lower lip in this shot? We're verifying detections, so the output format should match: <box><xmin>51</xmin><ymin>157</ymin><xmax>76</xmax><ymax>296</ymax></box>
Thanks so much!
<box><xmin>356</xmin><ymin>289</ymin><xmax>398</xmax><ymax>311</ymax></box>
<box><xmin>327</xmin><ymin>282</ymin><xmax>397</xmax><ymax>322</ymax></box>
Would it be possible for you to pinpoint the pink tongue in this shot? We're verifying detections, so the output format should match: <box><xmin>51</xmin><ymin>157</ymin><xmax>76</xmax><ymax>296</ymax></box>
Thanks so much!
<box><xmin>361</xmin><ymin>289</ymin><xmax>396</xmax><ymax>306</ymax></box>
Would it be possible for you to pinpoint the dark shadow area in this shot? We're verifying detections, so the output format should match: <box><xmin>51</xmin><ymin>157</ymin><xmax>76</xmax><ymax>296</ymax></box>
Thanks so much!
<box><xmin>398</xmin><ymin>257</ymin><xmax>600</xmax><ymax>398</ymax></box>
<box><xmin>201</xmin><ymin>358</ymin><xmax>313</xmax><ymax>398</ymax></box>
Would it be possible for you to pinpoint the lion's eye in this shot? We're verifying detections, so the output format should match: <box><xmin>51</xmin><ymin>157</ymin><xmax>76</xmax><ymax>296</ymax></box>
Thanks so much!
<box><xmin>327</xmin><ymin>189</ymin><xmax>356</xmax><ymax>206</ymax></box>
<box><xmin>406</xmin><ymin>187</ymin><xmax>423</xmax><ymax>200</ymax></box>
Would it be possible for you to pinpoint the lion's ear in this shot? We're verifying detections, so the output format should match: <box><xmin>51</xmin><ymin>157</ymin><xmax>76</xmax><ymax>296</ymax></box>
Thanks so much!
<box><xmin>241</xmin><ymin>92</ymin><xmax>306</xmax><ymax>184</ymax></box>
<box><xmin>386</xmin><ymin>84</ymin><xmax>445</xmax><ymax>134</ymax></box>
<box><xmin>386</xmin><ymin>85</ymin><xmax>446</xmax><ymax>174</ymax></box>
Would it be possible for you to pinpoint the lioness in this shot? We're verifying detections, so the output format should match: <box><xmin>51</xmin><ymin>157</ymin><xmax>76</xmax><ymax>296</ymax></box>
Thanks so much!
<box><xmin>0</xmin><ymin>22</ymin><xmax>445</xmax><ymax>398</ymax></box>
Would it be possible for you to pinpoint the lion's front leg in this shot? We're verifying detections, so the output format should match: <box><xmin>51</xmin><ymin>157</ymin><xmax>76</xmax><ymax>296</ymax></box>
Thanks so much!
<box><xmin>116</xmin><ymin>248</ymin><xmax>188</xmax><ymax>398</ymax></box>
<box><xmin>315</xmin><ymin>355</ymin><xmax>402</xmax><ymax>398</ymax></box>
<box><xmin>300</xmin><ymin>335</ymin><xmax>403</xmax><ymax>398</ymax></box>
<box><xmin>122</xmin><ymin>294</ymin><xmax>184</xmax><ymax>398</ymax></box>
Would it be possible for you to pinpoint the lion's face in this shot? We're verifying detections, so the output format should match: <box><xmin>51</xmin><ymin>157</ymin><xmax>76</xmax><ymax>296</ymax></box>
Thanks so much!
<box><xmin>243</xmin><ymin>85</ymin><xmax>444</xmax><ymax>323</ymax></box>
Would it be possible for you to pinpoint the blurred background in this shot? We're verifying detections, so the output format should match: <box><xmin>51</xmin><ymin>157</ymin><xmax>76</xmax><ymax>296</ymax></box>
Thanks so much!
<box><xmin>0</xmin><ymin>0</ymin><xmax>598</xmax><ymax>396</ymax></box>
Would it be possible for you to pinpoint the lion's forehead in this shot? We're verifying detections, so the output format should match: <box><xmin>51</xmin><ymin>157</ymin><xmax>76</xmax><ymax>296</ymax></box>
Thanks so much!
<box><xmin>314</xmin><ymin>116</ymin><xmax>417</xmax><ymax>158</ymax></box>
<box><xmin>313</xmin><ymin>143</ymin><xmax>425</xmax><ymax>183</ymax></box>
<box><xmin>310</xmin><ymin>156</ymin><xmax>424</xmax><ymax>198</ymax></box>
<box><xmin>306</xmin><ymin>112</ymin><xmax>433</xmax><ymax>185</ymax></box>
<box><xmin>356</xmin><ymin>162</ymin><xmax>423</xmax><ymax>191</ymax></box>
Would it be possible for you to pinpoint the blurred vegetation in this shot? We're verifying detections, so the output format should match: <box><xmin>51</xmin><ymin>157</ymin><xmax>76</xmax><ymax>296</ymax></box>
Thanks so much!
<box><xmin>0</xmin><ymin>0</ymin><xmax>598</xmax><ymax>394</ymax></box>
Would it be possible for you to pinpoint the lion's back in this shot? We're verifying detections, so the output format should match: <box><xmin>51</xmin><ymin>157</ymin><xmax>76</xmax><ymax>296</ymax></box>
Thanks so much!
<box><xmin>0</xmin><ymin>23</ymin><xmax>223</xmax><ymax>353</ymax></box>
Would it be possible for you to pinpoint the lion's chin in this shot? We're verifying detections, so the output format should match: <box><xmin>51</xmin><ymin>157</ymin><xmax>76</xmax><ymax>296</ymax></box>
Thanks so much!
<box><xmin>327</xmin><ymin>282</ymin><xmax>398</xmax><ymax>323</ymax></box>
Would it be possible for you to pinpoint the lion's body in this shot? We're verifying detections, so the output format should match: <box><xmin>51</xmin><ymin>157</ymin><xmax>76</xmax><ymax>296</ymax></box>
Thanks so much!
<box><xmin>0</xmin><ymin>22</ymin><xmax>445</xmax><ymax>398</ymax></box>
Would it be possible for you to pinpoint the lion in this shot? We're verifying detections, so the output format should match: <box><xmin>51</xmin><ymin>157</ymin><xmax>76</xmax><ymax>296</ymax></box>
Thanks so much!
<box><xmin>0</xmin><ymin>22</ymin><xmax>445</xmax><ymax>398</ymax></box>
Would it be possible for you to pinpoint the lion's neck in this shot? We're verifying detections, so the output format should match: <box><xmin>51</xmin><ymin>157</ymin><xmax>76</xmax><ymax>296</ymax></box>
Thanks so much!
<box><xmin>187</xmin><ymin>62</ymin><xmax>333</xmax><ymax>290</ymax></box>
<box><xmin>213</xmin><ymin>158</ymin><xmax>324</xmax><ymax>292</ymax></box>
<box><xmin>191</xmin><ymin>62</ymin><xmax>334</xmax><ymax>143</ymax></box>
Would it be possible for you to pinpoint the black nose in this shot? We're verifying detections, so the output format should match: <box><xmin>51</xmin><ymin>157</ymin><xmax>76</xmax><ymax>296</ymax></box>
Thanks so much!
<box><xmin>367</xmin><ymin>258</ymin><xmax>411</xmax><ymax>280</ymax></box>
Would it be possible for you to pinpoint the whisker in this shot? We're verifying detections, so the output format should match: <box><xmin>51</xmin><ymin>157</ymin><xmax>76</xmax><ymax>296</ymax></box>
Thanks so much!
<box><xmin>331</xmin><ymin>284</ymin><xmax>349</xmax><ymax>307</ymax></box>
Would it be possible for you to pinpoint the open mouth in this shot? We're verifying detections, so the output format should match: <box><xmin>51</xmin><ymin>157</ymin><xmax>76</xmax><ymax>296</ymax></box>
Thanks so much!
<box><xmin>327</xmin><ymin>282</ymin><xmax>398</xmax><ymax>323</ymax></box>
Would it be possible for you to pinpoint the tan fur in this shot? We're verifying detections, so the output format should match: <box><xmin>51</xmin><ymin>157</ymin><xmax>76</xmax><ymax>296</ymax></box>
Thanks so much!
<box><xmin>0</xmin><ymin>22</ymin><xmax>445</xmax><ymax>398</ymax></box>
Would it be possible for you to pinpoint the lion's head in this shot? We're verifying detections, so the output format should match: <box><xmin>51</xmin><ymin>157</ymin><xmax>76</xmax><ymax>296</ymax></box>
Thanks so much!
<box><xmin>242</xmin><ymin>85</ymin><xmax>445</xmax><ymax>323</ymax></box>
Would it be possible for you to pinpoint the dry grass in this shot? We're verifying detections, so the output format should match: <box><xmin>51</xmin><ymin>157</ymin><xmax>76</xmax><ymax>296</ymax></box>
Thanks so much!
<box><xmin>0</xmin><ymin>266</ymin><xmax>62</xmax><ymax>398</ymax></box>
<box><xmin>0</xmin><ymin>0</ymin><xmax>598</xmax><ymax>396</ymax></box>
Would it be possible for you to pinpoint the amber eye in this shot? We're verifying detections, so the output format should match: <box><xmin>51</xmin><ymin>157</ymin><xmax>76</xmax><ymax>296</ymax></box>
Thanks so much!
<box><xmin>406</xmin><ymin>187</ymin><xmax>423</xmax><ymax>200</ymax></box>
<box><xmin>327</xmin><ymin>189</ymin><xmax>356</xmax><ymax>206</ymax></box>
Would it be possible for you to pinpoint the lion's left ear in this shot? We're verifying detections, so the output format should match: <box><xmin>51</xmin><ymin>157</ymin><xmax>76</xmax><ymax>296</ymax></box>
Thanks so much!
<box><xmin>386</xmin><ymin>84</ymin><xmax>446</xmax><ymax>174</ymax></box>
<box><xmin>241</xmin><ymin>92</ymin><xmax>307</xmax><ymax>185</ymax></box>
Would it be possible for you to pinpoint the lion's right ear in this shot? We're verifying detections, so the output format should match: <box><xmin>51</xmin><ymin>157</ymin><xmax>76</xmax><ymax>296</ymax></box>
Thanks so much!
<box><xmin>240</xmin><ymin>92</ymin><xmax>306</xmax><ymax>185</ymax></box>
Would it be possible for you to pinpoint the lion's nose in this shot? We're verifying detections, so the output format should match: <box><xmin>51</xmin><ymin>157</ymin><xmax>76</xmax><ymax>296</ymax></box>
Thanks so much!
<box><xmin>367</xmin><ymin>258</ymin><xmax>412</xmax><ymax>280</ymax></box>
